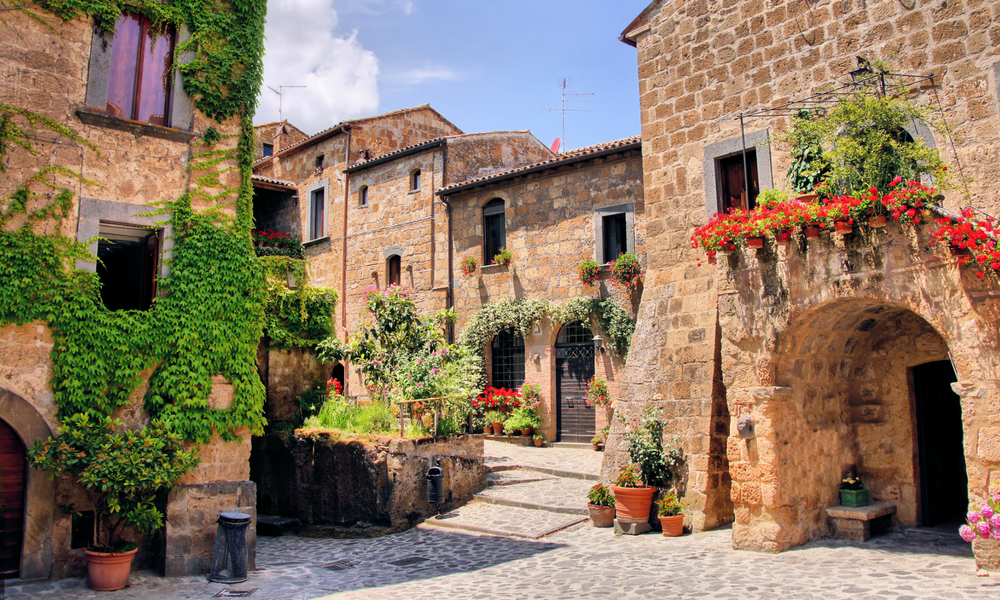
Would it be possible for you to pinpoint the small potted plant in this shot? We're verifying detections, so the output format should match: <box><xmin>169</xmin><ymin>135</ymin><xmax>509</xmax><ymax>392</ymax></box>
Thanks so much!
<box><xmin>840</xmin><ymin>469</ymin><xmax>868</xmax><ymax>507</ymax></box>
<box><xmin>460</xmin><ymin>255</ymin><xmax>477</xmax><ymax>276</ymax></box>
<box><xmin>493</xmin><ymin>247</ymin><xmax>513</xmax><ymax>268</ymax></box>
<box><xmin>578</xmin><ymin>259</ymin><xmax>602</xmax><ymax>286</ymax></box>
<box><xmin>485</xmin><ymin>410</ymin><xmax>506</xmax><ymax>436</ymax></box>
<box><xmin>611</xmin><ymin>465</ymin><xmax>655</xmax><ymax>524</ymax></box>
<box><xmin>27</xmin><ymin>414</ymin><xmax>200</xmax><ymax>591</ymax></box>
<box><xmin>657</xmin><ymin>489</ymin><xmax>684</xmax><ymax>537</ymax></box>
<box><xmin>532</xmin><ymin>433</ymin><xmax>544</xmax><ymax>447</ymax></box>
<box><xmin>503</xmin><ymin>406</ymin><xmax>540</xmax><ymax>437</ymax></box>
<box><xmin>960</xmin><ymin>484</ymin><xmax>1000</xmax><ymax>544</ymax></box>
<box><xmin>591</xmin><ymin>434</ymin><xmax>605</xmax><ymax>452</ymax></box>
<box><xmin>610</xmin><ymin>251</ymin><xmax>642</xmax><ymax>290</ymax></box>
<box><xmin>587</xmin><ymin>483</ymin><xmax>616</xmax><ymax>528</ymax></box>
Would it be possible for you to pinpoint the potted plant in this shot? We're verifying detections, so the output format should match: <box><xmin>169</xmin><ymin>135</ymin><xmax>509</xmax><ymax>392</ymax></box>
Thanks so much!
<box><xmin>591</xmin><ymin>434</ymin><xmax>604</xmax><ymax>452</ymax></box>
<box><xmin>485</xmin><ymin>410</ymin><xmax>506</xmax><ymax>436</ymax></box>
<box><xmin>656</xmin><ymin>489</ymin><xmax>685</xmax><ymax>537</ymax></box>
<box><xmin>610</xmin><ymin>251</ymin><xmax>642</xmax><ymax>290</ymax></box>
<box><xmin>493</xmin><ymin>247</ymin><xmax>513</xmax><ymax>268</ymax></box>
<box><xmin>960</xmin><ymin>484</ymin><xmax>1000</xmax><ymax>544</ymax></box>
<box><xmin>460</xmin><ymin>255</ymin><xmax>477</xmax><ymax>276</ymax></box>
<box><xmin>612</xmin><ymin>406</ymin><xmax>684</xmax><ymax>524</ymax></box>
<box><xmin>503</xmin><ymin>406</ymin><xmax>540</xmax><ymax>436</ymax></box>
<box><xmin>587</xmin><ymin>483</ymin><xmax>616</xmax><ymax>528</ymax></box>
<box><xmin>610</xmin><ymin>465</ymin><xmax>655</xmax><ymax>524</ymax></box>
<box><xmin>585</xmin><ymin>376</ymin><xmax>611</xmax><ymax>408</ymax></box>
<box><xmin>840</xmin><ymin>469</ymin><xmax>868</xmax><ymax>507</ymax></box>
<box><xmin>578</xmin><ymin>259</ymin><xmax>602</xmax><ymax>286</ymax></box>
<box><xmin>532</xmin><ymin>433</ymin><xmax>544</xmax><ymax>447</ymax></box>
<box><xmin>27</xmin><ymin>414</ymin><xmax>200</xmax><ymax>591</ymax></box>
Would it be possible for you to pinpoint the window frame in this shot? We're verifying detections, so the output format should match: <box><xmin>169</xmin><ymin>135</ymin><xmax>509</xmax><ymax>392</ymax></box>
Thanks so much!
<box><xmin>411</xmin><ymin>169</ymin><xmax>421</xmax><ymax>192</ymax></box>
<box><xmin>315</xmin><ymin>155</ymin><xmax>325</xmax><ymax>171</ymax></box>
<box><xmin>482</xmin><ymin>199</ymin><xmax>506</xmax><ymax>265</ymax></box>
<box><xmin>490</xmin><ymin>328</ymin><xmax>525</xmax><ymax>390</ymax></box>
<box><xmin>262</xmin><ymin>143</ymin><xmax>273</xmax><ymax>157</ymax></box>
<box><xmin>359</xmin><ymin>185</ymin><xmax>368</xmax><ymax>207</ymax></box>
<box><xmin>387</xmin><ymin>255</ymin><xmax>401</xmax><ymax>287</ymax></box>
<box><xmin>75</xmin><ymin>196</ymin><xmax>173</xmax><ymax>289</ymax></box>
<box><xmin>702</xmin><ymin>130</ymin><xmax>773</xmax><ymax>220</ymax></box>
<box><xmin>593</xmin><ymin>203</ymin><xmax>635</xmax><ymax>265</ymax></box>
<box><xmin>304</xmin><ymin>178</ymin><xmax>329</xmax><ymax>242</ymax></box>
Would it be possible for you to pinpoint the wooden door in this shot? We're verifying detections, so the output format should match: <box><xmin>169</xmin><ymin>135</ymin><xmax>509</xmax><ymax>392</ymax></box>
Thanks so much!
<box><xmin>0</xmin><ymin>419</ymin><xmax>24</xmax><ymax>579</ymax></box>
<box><xmin>913</xmin><ymin>360</ymin><xmax>967</xmax><ymax>527</ymax></box>
<box><xmin>556</xmin><ymin>322</ymin><xmax>595</xmax><ymax>443</ymax></box>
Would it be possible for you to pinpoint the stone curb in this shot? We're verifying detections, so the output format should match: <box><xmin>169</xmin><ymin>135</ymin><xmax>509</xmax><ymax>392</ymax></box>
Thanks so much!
<box><xmin>485</xmin><ymin>464</ymin><xmax>599</xmax><ymax>481</ymax></box>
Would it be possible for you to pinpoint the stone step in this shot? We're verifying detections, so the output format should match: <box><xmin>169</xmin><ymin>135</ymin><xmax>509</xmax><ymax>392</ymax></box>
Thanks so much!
<box><xmin>257</xmin><ymin>514</ymin><xmax>301</xmax><ymax>537</ymax></box>
<box><xmin>473</xmin><ymin>476</ymin><xmax>593</xmax><ymax>515</ymax></box>
<box><xmin>484</xmin><ymin>463</ymin><xmax>599</xmax><ymax>482</ymax></box>
<box><xmin>486</xmin><ymin>470</ymin><xmax>555</xmax><ymax>487</ymax></box>
<box><xmin>422</xmin><ymin>501</ymin><xmax>587</xmax><ymax>539</ymax></box>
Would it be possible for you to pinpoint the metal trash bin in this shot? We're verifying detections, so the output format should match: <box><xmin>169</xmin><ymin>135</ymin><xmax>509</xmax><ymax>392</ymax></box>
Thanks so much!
<box><xmin>209</xmin><ymin>512</ymin><xmax>251</xmax><ymax>583</ymax></box>
<box><xmin>426</xmin><ymin>459</ymin><xmax>444</xmax><ymax>504</ymax></box>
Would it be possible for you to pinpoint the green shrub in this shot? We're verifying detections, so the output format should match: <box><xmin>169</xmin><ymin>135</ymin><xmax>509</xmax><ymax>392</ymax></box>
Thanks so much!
<box><xmin>305</xmin><ymin>400</ymin><xmax>396</xmax><ymax>435</ymax></box>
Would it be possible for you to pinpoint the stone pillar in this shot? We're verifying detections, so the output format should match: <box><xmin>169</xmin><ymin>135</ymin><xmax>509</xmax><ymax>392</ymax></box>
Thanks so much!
<box><xmin>162</xmin><ymin>376</ymin><xmax>257</xmax><ymax>576</ymax></box>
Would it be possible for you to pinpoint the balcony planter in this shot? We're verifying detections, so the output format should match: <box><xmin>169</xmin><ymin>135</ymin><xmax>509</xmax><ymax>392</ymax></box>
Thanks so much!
<box><xmin>840</xmin><ymin>488</ymin><xmax>869</xmax><ymax>507</ymax></box>
<box><xmin>773</xmin><ymin>229</ymin><xmax>792</xmax><ymax>246</ymax></box>
<box><xmin>803</xmin><ymin>224</ymin><xmax>822</xmax><ymax>240</ymax></box>
<box><xmin>869</xmin><ymin>214</ymin><xmax>888</xmax><ymax>227</ymax></box>
<box><xmin>745</xmin><ymin>236</ymin><xmax>765</xmax><ymax>249</ymax></box>
<box><xmin>718</xmin><ymin>242</ymin><xmax>736</xmax><ymax>253</ymax></box>
<box><xmin>834</xmin><ymin>221</ymin><xmax>853</xmax><ymax>235</ymax></box>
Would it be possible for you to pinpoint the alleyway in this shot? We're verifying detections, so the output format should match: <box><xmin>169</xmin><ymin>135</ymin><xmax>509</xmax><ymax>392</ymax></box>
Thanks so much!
<box><xmin>7</xmin><ymin>442</ymin><xmax>991</xmax><ymax>599</ymax></box>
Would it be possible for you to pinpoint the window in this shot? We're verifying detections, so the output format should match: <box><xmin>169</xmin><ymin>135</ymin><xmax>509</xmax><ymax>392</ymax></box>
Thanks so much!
<box><xmin>718</xmin><ymin>150</ymin><xmax>759</xmax><ymax>214</ymax></box>
<box><xmin>483</xmin><ymin>199</ymin><xmax>506</xmax><ymax>265</ymax></box>
<box><xmin>491</xmin><ymin>328</ymin><xmax>525</xmax><ymax>390</ymax></box>
<box><xmin>602</xmin><ymin>214</ymin><xmax>627</xmax><ymax>263</ymax></box>
<box><xmin>411</xmin><ymin>170</ymin><xmax>421</xmax><ymax>191</ymax></box>
<box><xmin>105</xmin><ymin>13</ymin><xmax>174</xmax><ymax>126</ymax></box>
<box><xmin>309</xmin><ymin>188</ymin><xmax>325</xmax><ymax>239</ymax></box>
<box><xmin>71</xmin><ymin>511</ymin><xmax>96</xmax><ymax>550</ymax></box>
<box><xmin>388</xmin><ymin>255</ymin><xmax>401</xmax><ymax>287</ymax></box>
<box><xmin>262</xmin><ymin>143</ymin><xmax>273</xmax><ymax>157</ymax></box>
<box><xmin>315</xmin><ymin>155</ymin><xmax>325</xmax><ymax>171</ymax></box>
<box><xmin>359</xmin><ymin>185</ymin><xmax>368</xmax><ymax>207</ymax></box>
<box><xmin>97</xmin><ymin>222</ymin><xmax>160</xmax><ymax>311</ymax></box>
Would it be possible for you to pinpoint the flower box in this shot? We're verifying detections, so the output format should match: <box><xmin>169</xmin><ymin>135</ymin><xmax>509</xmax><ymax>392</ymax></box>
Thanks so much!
<box><xmin>840</xmin><ymin>488</ymin><xmax>868</xmax><ymax>507</ymax></box>
<box><xmin>834</xmin><ymin>221</ymin><xmax>853</xmax><ymax>235</ymax></box>
<box><xmin>746</xmin><ymin>236</ymin><xmax>765</xmax><ymax>249</ymax></box>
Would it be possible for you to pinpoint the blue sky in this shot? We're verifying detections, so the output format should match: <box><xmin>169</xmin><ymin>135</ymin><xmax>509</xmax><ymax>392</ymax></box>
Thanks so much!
<box><xmin>257</xmin><ymin>0</ymin><xmax>649</xmax><ymax>152</ymax></box>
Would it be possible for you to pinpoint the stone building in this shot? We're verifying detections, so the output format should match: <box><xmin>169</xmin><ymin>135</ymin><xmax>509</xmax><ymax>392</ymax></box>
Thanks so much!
<box><xmin>1</xmin><ymin>4</ymin><xmax>263</xmax><ymax>580</ymax></box>
<box><xmin>254</xmin><ymin>120</ymin><xmax>309</xmax><ymax>158</ymax></box>
<box><xmin>608</xmin><ymin>0</ymin><xmax>1000</xmax><ymax>565</ymax></box>
<box><xmin>439</xmin><ymin>136</ymin><xmax>644</xmax><ymax>443</ymax></box>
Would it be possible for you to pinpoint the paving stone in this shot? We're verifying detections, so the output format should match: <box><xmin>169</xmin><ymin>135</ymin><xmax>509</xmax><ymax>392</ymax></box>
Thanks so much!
<box><xmin>475</xmin><ymin>475</ymin><xmax>594</xmax><ymax>514</ymax></box>
<box><xmin>486</xmin><ymin>470</ymin><xmax>555</xmax><ymax>486</ymax></box>
<box><xmin>424</xmin><ymin>501</ymin><xmax>587</xmax><ymax>539</ymax></box>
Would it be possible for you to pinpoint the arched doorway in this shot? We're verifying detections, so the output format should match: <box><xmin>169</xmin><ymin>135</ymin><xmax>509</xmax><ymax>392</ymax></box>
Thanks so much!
<box><xmin>555</xmin><ymin>321</ymin><xmax>595</xmax><ymax>443</ymax></box>
<box><xmin>0</xmin><ymin>418</ymin><xmax>25</xmax><ymax>579</ymax></box>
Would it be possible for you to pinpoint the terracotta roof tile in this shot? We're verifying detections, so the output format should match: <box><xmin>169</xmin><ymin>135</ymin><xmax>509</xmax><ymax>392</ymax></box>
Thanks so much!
<box><xmin>251</xmin><ymin>174</ymin><xmax>296</xmax><ymax>189</ymax></box>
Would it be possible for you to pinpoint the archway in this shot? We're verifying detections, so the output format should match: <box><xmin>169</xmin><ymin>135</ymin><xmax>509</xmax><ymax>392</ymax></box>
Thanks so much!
<box><xmin>555</xmin><ymin>321</ymin><xmax>595</xmax><ymax>443</ymax></box>
<box><xmin>0</xmin><ymin>418</ymin><xmax>24</xmax><ymax>579</ymax></box>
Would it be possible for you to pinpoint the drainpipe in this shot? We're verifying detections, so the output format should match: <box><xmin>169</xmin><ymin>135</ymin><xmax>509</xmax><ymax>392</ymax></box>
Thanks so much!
<box><xmin>341</xmin><ymin>126</ymin><xmax>353</xmax><ymax>394</ymax></box>
<box><xmin>439</xmin><ymin>143</ymin><xmax>455</xmax><ymax>342</ymax></box>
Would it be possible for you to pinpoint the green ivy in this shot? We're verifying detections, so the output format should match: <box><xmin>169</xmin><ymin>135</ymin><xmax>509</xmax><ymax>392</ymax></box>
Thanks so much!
<box><xmin>260</xmin><ymin>257</ymin><xmax>338</xmax><ymax>350</ymax></box>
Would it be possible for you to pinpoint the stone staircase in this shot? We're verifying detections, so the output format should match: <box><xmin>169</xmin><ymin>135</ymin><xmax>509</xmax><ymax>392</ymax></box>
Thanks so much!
<box><xmin>422</xmin><ymin>442</ymin><xmax>601</xmax><ymax>539</ymax></box>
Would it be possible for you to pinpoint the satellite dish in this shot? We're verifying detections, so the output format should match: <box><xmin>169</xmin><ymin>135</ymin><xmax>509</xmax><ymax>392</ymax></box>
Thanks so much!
<box><xmin>550</xmin><ymin>138</ymin><xmax>561</xmax><ymax>155</ymax></box>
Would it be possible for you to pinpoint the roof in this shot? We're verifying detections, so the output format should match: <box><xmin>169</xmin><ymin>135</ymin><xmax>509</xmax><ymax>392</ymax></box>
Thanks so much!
<box><xmin>252</xmin><ymin>104</ymin><xmax>461</xmax><ymax>168</ymax></box>
<box><xmin>620</xmin><ymin>0</ymin><xmax>662</xmax><ymax>47</ymax></box>
<box><xmin>251</xmin><ymin>174</ymin><xmax>297</xmax><ymax>191</ymax></box>
<box><xmin>437</xmin><ymin>136</ymin><xmax>642</xmax><ymax>196</ymax></box>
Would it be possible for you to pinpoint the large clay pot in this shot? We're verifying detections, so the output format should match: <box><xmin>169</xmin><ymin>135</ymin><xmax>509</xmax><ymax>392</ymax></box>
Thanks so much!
<box><xmin>588</xmin><ymin>504</ymin><xmax>616</xmax><ymax>528</ymax></box>
<box><xmin>794</xmin><ymin>193</ymin><xmax>819</xmax><ymax>203</ymax></box>
<box><xmin>659</xmin><ymin>515</ymin><xmax>684</xmax><ymax>537</ymax></box>
<box><xmin>85</xmin><ymin>547</ymin><xmax>137</xmax><ymax>591</ymax></box>
<box><xmin>610</xmin><ymin>485</ymin><xmax>655</xmax><ymax>524</ymax></box>
<box><xmin>491</xmin><ymin>422</ymin><xmax>504</xmax><ymax>435</ymax></box>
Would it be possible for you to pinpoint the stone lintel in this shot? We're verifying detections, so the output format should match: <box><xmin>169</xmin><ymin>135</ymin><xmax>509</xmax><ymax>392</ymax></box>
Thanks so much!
<box><xmin>750</xmin><ymin>386</ymin><xmax>793</xmax><ymax>403</ymax></box>
<box><xmin>826</xmin><ymin>502</ymin><xmax>896</xmax><ymax>521</ymax></box>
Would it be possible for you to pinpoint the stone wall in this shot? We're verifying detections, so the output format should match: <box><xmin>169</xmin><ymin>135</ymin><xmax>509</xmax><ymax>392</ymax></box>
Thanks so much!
<box><xmin>251</xmin><ymin>433</ymin><xmax>485</xmax><ymax>530</ymax></box>
<box><xmin>610</xmin><ymin>0</ymin><xmax>1000</xmax><ymax>537</ymax></box>
<box><xmin>258</xmin><ymin>347</ymin><xmax>332</xmax><ymax>423</ymax></box>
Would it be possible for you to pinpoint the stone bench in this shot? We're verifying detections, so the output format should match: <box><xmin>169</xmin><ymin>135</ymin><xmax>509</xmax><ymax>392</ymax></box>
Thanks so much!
<box><xmin>827</xmin><ymin>502</ymin><xmax>897</xmax><ymax>541</ymax></box>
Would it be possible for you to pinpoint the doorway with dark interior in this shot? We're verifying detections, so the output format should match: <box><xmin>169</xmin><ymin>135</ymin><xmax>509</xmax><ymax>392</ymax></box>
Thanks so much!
<box><xmin>912</xmin><ymin>359</ymin><xmax>968</xmax><ymax>529</ymax></box>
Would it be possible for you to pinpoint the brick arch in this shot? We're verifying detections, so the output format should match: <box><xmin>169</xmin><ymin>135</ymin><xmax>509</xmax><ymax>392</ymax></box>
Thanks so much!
<box><xmin>0</xmin><ymin>387</ymin><xmax>54</xmax><ymax>579</ymax></box>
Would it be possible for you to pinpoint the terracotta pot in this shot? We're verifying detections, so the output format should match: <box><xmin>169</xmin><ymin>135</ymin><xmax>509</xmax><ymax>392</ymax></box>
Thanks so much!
<box><xmin>85</xmin><ymin>547</ymin><xmax>137</xmax><ymax>591</ymax></box>
<box><xmin>588</xmin><ymin>504</ymin><xmax>616</xmax><ymax>528</ymax></box>
<box><xmin>659</xmin><ymin>515</ymin><xmax>684</xmax><ymax>537</ymax></box>
<box><xmin>521</xmin><ymin>426</ymin><xmax>533</xmax><ymax>437</ymax></box>
<box><xmin>794</xmin><ymin>193</ymin><xmax>819</xmax><ymax>203</ymax></box>
<box><xmin>803</xmin><ymin>224</ymin><xmax>821</xmax><ymax>240</ymax></box>
<box><xmin>949</xmin><ymin>244</ymin><xmax>970</xmax><ymax>257</ymax></box>
<box><xmin>869</xmin><ymin>214</ymin><xmax>887</xmax><ymax>227</ymax></box>
<box><xmin>534</xmin><ymin>438</ymin><xmax>543</xmax><ymax>447</ymax></box>
<box><xmin>491</xmin><ymin>422</ymin><xmax>504</xmax><ymax>435</ymax></box>
<box><xmin>746</xmin><ymin>236</ymin><xmax>764</xmax><ymax>249</ymax></box>
<box><xmin>611</xmin><ymin>485</ymin><xmax>656</xmax><ymax>523</ymax></box>
<box><xmin>483</xmin><ymin>425</ymin><xmax>492</xmax><ymax>435</ymax></box>
<box><xmin>718</xmin><ymin>242</ymin><xmax>736</xmax><ymax>253</ymax></box>
<box><xmin>834</xmin><ymin>221</ymin><xmax>853</xmax><ymax>235</ymax></box>
<box><xmin>774</xmin><ymin>230</ymin><xmax>792</xmax><ymax>245</ymax></box>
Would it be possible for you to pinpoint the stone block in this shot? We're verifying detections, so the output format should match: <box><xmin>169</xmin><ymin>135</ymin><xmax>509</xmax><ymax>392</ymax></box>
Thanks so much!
<box><xmin>978</xmin><ymin>428</ymin><xmax>1000</xmax><ymax>463</ymax></box>
<box><xmin>614</xmin><ymin>519</ymin><xmax>652</xmax><ymax>535</ymax></box>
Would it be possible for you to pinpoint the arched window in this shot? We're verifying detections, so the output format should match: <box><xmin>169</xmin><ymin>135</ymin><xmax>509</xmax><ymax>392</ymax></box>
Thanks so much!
<box><xmin>491</xmin><ymin>328</ymin><xmax>524</xmax><ymax>390</ymax></box>
<box><xmin>387</xmin><ymin>255</ymin><xmax>401</xmax><ymax>287</ymax></box>
<box><xmin>556</xmin><ymin>320</ymin><xmax>594</xmax><ymax>346</ymax></box>
<box><xmin>359</xmin><ymin>185</ymin><xmax>368</xmax><ymax>207</ymax></box>
<box><xmin>411</xmin><ymin>170</ymin><xmax>421</xmax><ymax>191</ymax></box>
<box><xmin>483</xmin><ymin>199</ymin><xmax>506</xmax><ymax>265</ymax></box>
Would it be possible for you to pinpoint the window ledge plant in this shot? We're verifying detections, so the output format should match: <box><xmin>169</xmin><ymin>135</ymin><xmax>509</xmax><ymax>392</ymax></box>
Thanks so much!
<box><xmin>493</xmin><ymin>247</ymin><xmax>513</xmax><ymax>268</ymax></box>
<box><xmin>610</xmin><ymin>252</ymin><xmax>642</xmax><ymax>289</ymax></box>
<box><xmin>578</xmin><ymin>259</ymin><xmax>602</xmax><ymax>286</ymax></box>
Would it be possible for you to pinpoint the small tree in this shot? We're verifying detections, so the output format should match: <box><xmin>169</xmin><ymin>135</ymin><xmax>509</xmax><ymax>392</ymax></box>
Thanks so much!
<box><xmin>28</xmin><ymin>413</ymin><xmax>200</xmax><ymax>552</ymax></box>
<box><xmin>621</xmin><ymin>406</ymin><xmax>683</xmax><ymax>488</ymax></box>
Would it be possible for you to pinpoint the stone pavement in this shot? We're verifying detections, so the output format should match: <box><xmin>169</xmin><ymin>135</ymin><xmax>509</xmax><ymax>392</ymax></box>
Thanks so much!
<box><xmin>482</xmin><ymin>439</ymin><xmax>602</xmax><ymax>480</ymax></box>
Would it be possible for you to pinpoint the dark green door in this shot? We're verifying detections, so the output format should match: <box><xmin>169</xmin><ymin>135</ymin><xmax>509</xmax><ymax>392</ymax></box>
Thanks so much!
<box><xmin>556</xmin><ymin>321</ymin><xmax>595</xmax><ymax>443</ymax></box>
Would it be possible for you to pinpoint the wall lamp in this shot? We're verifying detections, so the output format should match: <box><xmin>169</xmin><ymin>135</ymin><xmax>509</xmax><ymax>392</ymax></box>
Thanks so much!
<box><xmin>592</xmin><ymin>334</ymin><xmax>605</xmax><ymax>353</ymax></box>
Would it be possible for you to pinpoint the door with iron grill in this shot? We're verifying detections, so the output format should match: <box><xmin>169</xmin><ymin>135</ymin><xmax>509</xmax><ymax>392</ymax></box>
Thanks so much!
<box><xmin>556</xmin><ymin>321</ymin><xmax>595</xmax><ymax>443</ymax></box>
<box><xmin>0</xmin><ymin>419</ymin><xmax>24</xmax><ymax>579</ymax></box>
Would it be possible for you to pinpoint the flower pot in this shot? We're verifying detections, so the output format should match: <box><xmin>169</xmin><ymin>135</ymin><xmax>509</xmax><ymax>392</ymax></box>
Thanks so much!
<box><xmin>483</xmin><ymin>425</ymin><xmax>492</xmax><ymax>435</ymax></box>
<box><xmin>869</xmin><ymin>214</ymin><xmax>887</xmax><ymax>227</ymax></box>
<box><xmin>85</xmin><ymin>547</ymin><xmax>137</xmax><ymax>591</ymax></box>
<box><xmin>658</xmin><ymin>515</ymin><xmax>684</xmax><ymax>537</ymax></box>
<box><xmin>718</xmin><ymin>242</ymin><xmax>736</xmax><ymax>253</ymax></box>
<box><xmin>774</xmin><ymin>230</ymin><xmax>792</xmax><ymax>246</ymax></box>
<box><xmin>794</xmin><ymin>193</ymin><xmax>819</xmax><ymax>203</ymax></box>
<box><xmin>521</xmin><ymin>426</ymin><xmax>533</xmax><ymax>437</ymax></box>
<box><xmin>834</xmin><ymin>221</ymin><xmax>853</xmax><ymax>235</ymax></box>
<box><xmin>534</xmin><ymin>438</ymin><xmax>543</xmax><ymax>447</ymax></box>
<box><xmin>803</xmin><ymin>224</ymin><xmax>821</xmax><ymax>240</ymax></box>
<box><xmin>491</xmin><ymin>422</ymin><xmax>504</xmax><ymax>435</ymax></box>
<box><xmin>588</xmin><ymin>504</ymin><xmax>616</xmax><ymax>528</ymax></box>
<box><xmin>611</xmin><ymin>485</ymin><xmax>656</xmax><ymax>524</ymax></box>
<box><xmin>949</xmin><ymin>244</ymin><xmax>970</xmax><ymax>257</ymax></box>
<box><xmin>840</xmin><ymin>488</ymin><xmax>868</xmax><ymax>507</ymax></box>
<box><xmin>746</xmin><ymin>236</ymin><xmax>765</xmax><ymax>249</ymax></box>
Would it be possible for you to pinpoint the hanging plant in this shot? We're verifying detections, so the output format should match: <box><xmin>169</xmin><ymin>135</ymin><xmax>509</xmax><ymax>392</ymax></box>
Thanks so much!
<box><xmin>578</xmin><ymin>259</ymin><xmax>602</xmax><ymax>286</ymax></box>
<box><xmin>610</xmin><ymin>252</ymin><xmax>642</xmax><ymax>289</ymax></box>
<box><xmin>460</xmin><ymin>255</ymin><xmax>477</xmax><ymax>276</ymax></box>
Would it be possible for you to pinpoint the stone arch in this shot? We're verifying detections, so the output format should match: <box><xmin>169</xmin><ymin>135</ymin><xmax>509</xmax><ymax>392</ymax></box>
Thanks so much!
<box><xmin>0</xmin><ymin>387</ymin><xmax>54</xmax><ymax>579</ymax></box>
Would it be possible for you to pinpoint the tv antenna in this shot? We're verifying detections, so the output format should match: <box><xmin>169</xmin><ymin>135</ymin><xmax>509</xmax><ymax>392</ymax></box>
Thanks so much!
<box><xmin>543</xmin><ymin>77</ymin><xmax>592</xmax><ymax>153</ymax></box>
<box><xmin>267</xmin><ymin>85</ymin><xmax>306</xmax><ymax>123</ymax></box>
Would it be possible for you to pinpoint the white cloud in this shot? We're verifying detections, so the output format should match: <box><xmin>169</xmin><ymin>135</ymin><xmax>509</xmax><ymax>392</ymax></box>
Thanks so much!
<box><xmin>256</xmin><ymin>0</ymin><xmax>379</xmax><ymax>134</ymax></box>
<box><xmin>394</xmin><ymin>66</ymin><xmax>464</xmax><ymax>87</ymax></box>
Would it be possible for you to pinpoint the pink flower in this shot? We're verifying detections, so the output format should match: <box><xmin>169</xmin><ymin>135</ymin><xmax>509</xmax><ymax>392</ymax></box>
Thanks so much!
<box><xmin>431</xmin><ymin>368</ymin><xmax>439</xmax><ymax>374</ymax></box>
<box><xmin>982</xmin><ymin>505</ymin><xmax>995</xmax><ymax>520</ymax></box>
<box><xmin>990</xmin><ymin>515</ymin><xmax>1000</xmax><ymax>529</ymax></box>
<box><xmin>977</xmin><ymin>521</ymin><xmax>991</xmax><ymax>538</ymax></box>
<box><xmin>960</xmin><ymin>525</ymin><xmax>976</xmax><ymax>542</ymax></box>
<box><xmin>968</xmin><ymin>511</ymin><xmax>981</xmax><ymax>524</ymax></box>
<box><xmin>994</xmin><ymin>527</ymin><xmax>1000</xmax><ymax>541</ymax></box>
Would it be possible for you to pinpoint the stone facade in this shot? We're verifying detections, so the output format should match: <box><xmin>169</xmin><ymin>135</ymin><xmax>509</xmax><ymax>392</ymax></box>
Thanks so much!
<box><xmin>254</xmin><ymin>121</ymin><xmax>308</xmax><ymax>158</ymax></box>
<box><xmin>610</xmin><ymin>0</ymin><xmax>1000</xmax><ymax>560</ymax></box>
<box><xmin>1</xmin><ymin>8</ymin><xmax>258</xmax><ymax>580</ymax></box>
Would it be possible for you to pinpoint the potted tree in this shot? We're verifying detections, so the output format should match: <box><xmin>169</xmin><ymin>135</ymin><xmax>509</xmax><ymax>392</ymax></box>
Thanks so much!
<box><xmin>612</xmin><ymin>405</ymin><xmax>684</xmax><ymax>526</ymax></box>
<box><xmin>27</xmin><ymin>414</ymin><xmax>199</xmax><ymax>591</ymax></box>
<box><xmin>587</xmin><ymin>483</ymin><xmax>616</xmax><ymax>528</ymax></box>
<box><xmin>657</xmin><ymin>489</ymin><xmax>685</xmax><ymax>537</ymax></box>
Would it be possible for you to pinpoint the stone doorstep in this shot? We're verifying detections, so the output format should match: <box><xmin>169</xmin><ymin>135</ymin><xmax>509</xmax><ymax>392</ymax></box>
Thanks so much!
<box><xmin>483</xmin><ymin>464</ymin><xmax>599</xmax><ymax>482</ymax></box>
<box><xmin>472</xmin><ymin>492</ymin><xmax>589</xmax><ymax>516</ymax></box>
<box><xmin>483</xmin><ymin>435</ymin><xmax>535</xmax><ymax>446</ymax></box>
<box><xmin>828</xmin><ymin>502</ymin><xmax>896</xmax><ymax>542</ymax></box>
<box><xmin>256</xmin><ymin>515</ymin><xmax>301</xmax><ymax>536</ymax></box>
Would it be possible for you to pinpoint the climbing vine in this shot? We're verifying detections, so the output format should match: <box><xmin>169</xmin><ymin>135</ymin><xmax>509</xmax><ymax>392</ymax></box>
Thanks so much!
<box><xmin>0</xmin><ymin>1</ymin><xmax>269</xmax><ymax>442</ymax></box>
<box><xmin>259</xmin><ymin>256</ymin><xmax>338</xmax><ymax>350</ymax></box>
